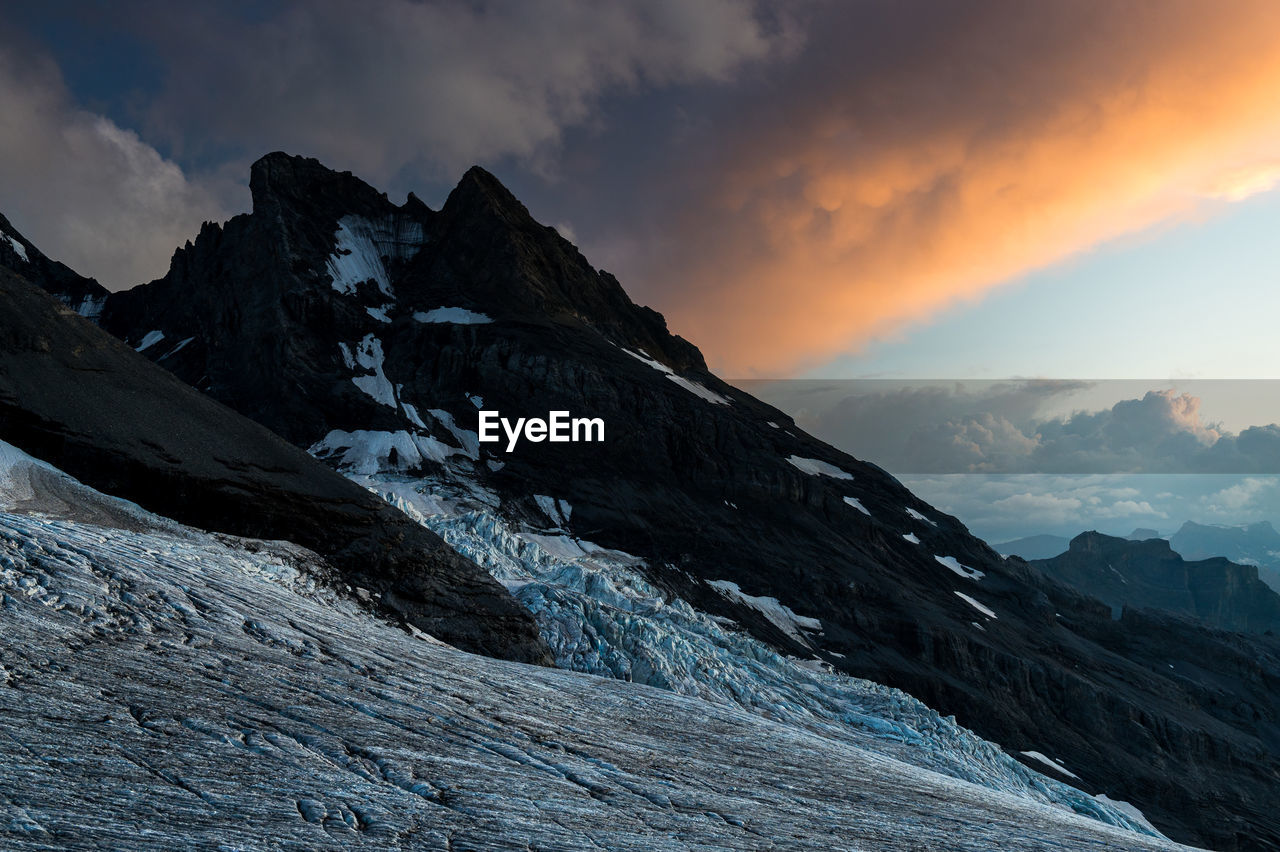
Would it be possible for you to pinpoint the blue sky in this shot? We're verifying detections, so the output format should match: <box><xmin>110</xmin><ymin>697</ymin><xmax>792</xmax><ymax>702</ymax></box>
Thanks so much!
<box><xmin>813</xmin><ymin>188</ymin><xmax>1280</xmax><ymax>382</ymax></box>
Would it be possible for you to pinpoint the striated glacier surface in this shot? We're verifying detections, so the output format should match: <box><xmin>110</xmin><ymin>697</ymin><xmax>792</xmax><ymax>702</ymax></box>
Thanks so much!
<box><xmin>0</xmin><ymin>441</ymin><xmax>1198</xmax><ymax>850</ymax></box>
<box><xmin>0</xmin><ymin>513</ymin><xmax>1193</xmax><ymax>851</ymax></box>
<box><xmin>348</xmin><ymin>466</ymin><xmax>1165</xmax><ymax>839</ymax></box>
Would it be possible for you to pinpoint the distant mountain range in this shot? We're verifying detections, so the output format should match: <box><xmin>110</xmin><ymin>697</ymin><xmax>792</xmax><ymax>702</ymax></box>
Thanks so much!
<box><xmin>992</xmin><ymin>533</ymin><xmax>1073</xmax><ymax>560</ymax></box>
<box><xmin>997</xmin><ymin>521</ymin><xmax>1280</xmax><ymax>593</ymax></box>
<box><xmin>2</xmin><ymin>153</ymin><xmax>1279</xmax><ymax>849</ymax></box>
<box><xmin>1171</xmin><ymin>521</ymin><xmax>1280</xmax><ymax>591</ymax></box>
<box><xmin>1030</xmin><ymin>532</ymin><xmax>1280</xmax><ymax>634</ymax></box>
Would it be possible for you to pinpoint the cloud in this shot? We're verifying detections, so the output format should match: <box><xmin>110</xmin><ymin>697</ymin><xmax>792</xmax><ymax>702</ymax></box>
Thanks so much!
<box><xmin>903</xmin><ymin>473</ymin><xmax>1279</xmax><ymax>543</ymax></box>
<box><xmin>635</xmin><ymin>0</ymin><xmax>1280</xmax><ymax>374</ymax></box>
<box><xmin>754</xmin><ymin>379</ymin><xmax>1090</xmax><ymax>472</ymax></box>
<box><xmin>1101</xmin><ymin>500</ymin><xmax>1166</xmax><ymax>519</ymax></box>
<box><xmin>1205</xmin><ymin>478</ymin><xmax>1278</xmax><ymax>513</ymax></box>
<box><xmin>757</xmin><ymin>381</ymin><xmax>1280</xmax><ymax>474</ymax></box>
<box><xmin>134</xmin><ymin>0</ymin><xmax>792</xmax><ymax>183</ymax></box>
<box><xmin>1</xmin><ymin>0</ymin><xmax>792</xmax><ymax>287</ymax></box>
<box><xmin>0</xmin><ymin>39</ymin><xmax>232</xmax><ymax>288</ymax></box>
<box><xmin>990</xmin><ymin>491</ymin><xmax>1084</xmax><ymax>526</ymax></box>
<box><xmin>1034</xmin><ymin>390</ymin><xmax>1223</xmax><ymax>473</ymax></box>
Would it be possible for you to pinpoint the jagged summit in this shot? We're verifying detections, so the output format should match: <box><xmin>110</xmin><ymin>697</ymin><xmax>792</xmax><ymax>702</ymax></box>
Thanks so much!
<box><xmin>249</xmin><ymin>151</ymin><xmax>403</xmax><ymax>221</ymax></box>
<box><xmin>79</xmin><ymin>153</ymin><xmax>707</xmax><ymax>442</ymax></box>
<box><xmin>446</xmin><ymin>164</ymin><xmax>531</xmax><ymax>220</ymax></box>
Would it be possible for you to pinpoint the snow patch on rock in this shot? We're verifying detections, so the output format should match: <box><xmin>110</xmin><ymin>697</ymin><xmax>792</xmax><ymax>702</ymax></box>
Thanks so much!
<box><xmin>937</xmin><ymin>555</ymin><xmax>985</xmax><ymax>581</ymax></box>
<box><xmin>135</xmin><ymin>330</ymin><xmax>165</xmax><ymax>352</ymax></box>
<box><xmin>76</xmin><ymin>295</ymin><xmax>105</xmax><ymax>319</ymax></box>
<box><xmin>908</xmin><ymin>507</ymin><xmax>937</xmax><ymax>525</ymax></box>
<box><xmin>956</xmin><ymin>591</ymin><xmax>997</xmax><ymax>620</ymax></box>
<box><xmin>428</xmin><ymin>409</ymin><xmax>480</xmax><ymax>459</ymax></box>
<box><xmin>707</xmin><ymin>579</ymin><xmax>823</xmax><ymax>646</ymax></box>
<box><xmin>620</xmin><ymin>347</ymin><xmax>731</xmax><ymax>405</ymax></box>
<box><xmin>349</xmin><ymin>334</ymin><xmax>397</xmax><ymax>408</ymax></box>
<box><xmin>844</xmin><ymin>496</ymin><xmax>871</xmax><ymax>516</ymax></box>
<box><xmin>308</xmin><ymin>430</ymin><xmax>456</xmax><ymax>475</ymax></box>
<box><xmin>326</xmin><ymin>216</ymin><xmax>397</xmax><ymax>297</ymax></box>
<box><xmin>788</xmin><ymin>455</ymin><xmax>854</xmax><ymax>480</ymax></box>
<box><xmin>414</xmin><ymin>307</ymin><xmax>492</xmax><ymax>324</ymax></box>
<box><xmin>1021</xmin><ymin>751</ymin><xmax>1079</xmax><ymax>780</ymax></box>
<box><xmin>3</xmin><ymin>232</ymin><xmax>28</xmax><ymax>262</ymax></box>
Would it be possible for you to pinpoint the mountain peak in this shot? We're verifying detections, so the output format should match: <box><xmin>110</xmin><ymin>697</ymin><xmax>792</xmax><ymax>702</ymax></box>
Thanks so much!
<box><xmin>1068</xmin><ymin>530</ymin><xmax>1175</xmax><ymax>557</ymax></box>
<box><xmin>443</xmin><ymin>164</ymin><xmax>533</xmax><ymax>226</ymax></box>
<box><xmin>249</xmin><ymin>151</ymin><xmax>391</xmax><ymax>219</ymax></box>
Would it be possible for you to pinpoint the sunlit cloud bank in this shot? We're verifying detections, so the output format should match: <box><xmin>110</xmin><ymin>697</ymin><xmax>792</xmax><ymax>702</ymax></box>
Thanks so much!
<box><xmin>751</xmin><ymin>380</ymin><xmax>1280</xmax><ymax>474</ymax></box>
<box><xmin>649</xmin><ymin>1</ymin><xmax>1280</xmax><ymax>374</ymax></box>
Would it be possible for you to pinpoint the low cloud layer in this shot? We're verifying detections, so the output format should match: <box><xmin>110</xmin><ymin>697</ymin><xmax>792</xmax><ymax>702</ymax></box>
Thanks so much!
<box><xmin>758</xmin><ymin>381</ymin><xmax>1280</xmax><ymax>474</ymax></box>
<box><xmin>903</xmin><ymin>473</ymin><xmax>1280</xmax><ymax>543</ymax></box>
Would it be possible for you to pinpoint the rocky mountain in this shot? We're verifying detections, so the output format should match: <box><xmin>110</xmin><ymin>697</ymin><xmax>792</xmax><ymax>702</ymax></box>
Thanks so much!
<box><xmin>7</xmin><ymin>153</ymin><xmax>1280</xmax><ymax>849</ymax></box>
<box><xmin>1033</xmin><ymin>531</ymin><xmax>1280</xmax><ymax>633</ymax></box>
<box><xmin>993</xmin><ymin>533</ymin><xmax>1070</xmax><ymax>560</ymax></box>
<box><xmin>1171</xmin><ymin>520</ymin><xmax>1280</xmax><ymax>593</ymax></box>
<box><xmin>994</xmin><ymin>528</ymin><xmax>1164</xmax><ymax>561</ymax></box>
<box><xmin>0</xmin><ymin>255</ymin><xmax>546</xmax><ymax>664</ymax></box>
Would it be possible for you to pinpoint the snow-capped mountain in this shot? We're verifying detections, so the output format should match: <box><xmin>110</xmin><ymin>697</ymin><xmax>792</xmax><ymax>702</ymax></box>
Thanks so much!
<box><xmin>5</xmin><ymin>154</ymin><xmax>1280</xmax><ymax>848</ymax></box>
<box><xmin>0</xmin><ymin>260</ymin><xmax>546</xmax><ymax>664</ymax></box>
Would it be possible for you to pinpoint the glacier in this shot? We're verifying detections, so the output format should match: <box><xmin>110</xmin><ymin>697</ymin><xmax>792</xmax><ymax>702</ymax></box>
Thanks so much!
<box><xmin>350</xmin><ymin>463</ymin><xmax>1167</xmax><ymax>839</ymax></box>
<box><xmin>0</xmin><ymin>443</ymin><xmax>1193</xmax><ymax>850</ymax></box>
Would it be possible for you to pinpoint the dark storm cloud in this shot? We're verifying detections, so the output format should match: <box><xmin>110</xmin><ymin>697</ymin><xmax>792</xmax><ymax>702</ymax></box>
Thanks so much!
<box><xmin>0</xmin><ymin>0</ymin><xmax>793</xmax><ymax>288</ymax></box>
<box><xmin>0</xmin><ymin>33</ymin><xmax>233</xmax><ymax>288</ymax></box>
<box><xmin>133</xmin><ymin>0</ymin><xmax>794</xmax><ymax>183</ymax></box>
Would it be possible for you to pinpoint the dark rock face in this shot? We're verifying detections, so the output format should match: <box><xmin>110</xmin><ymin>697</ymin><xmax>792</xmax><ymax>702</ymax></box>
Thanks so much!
<box><xmin>9</xmin><ymin>152</ymin><xmax>1280</xmax><ymax>849</ymax></box>
<box><xmin>0</xmin><ymin>266</ymin><xmax>548</xmax><ymax>666</ymax></box>
<box><xmin>1034</xmin><ymin>531</ymin><xmax>1280</xmax><ymax>633</ymax></box>
<box><xmin>0</xmin><ymin>212</ymin><xmax>110</xmax><ymax>319</ymax></box>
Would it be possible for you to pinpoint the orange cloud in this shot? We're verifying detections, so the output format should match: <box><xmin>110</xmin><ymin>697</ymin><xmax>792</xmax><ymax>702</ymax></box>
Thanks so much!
<box><xmin>649</xmin><ymin>1</ymin><xmax>1280</xmax><ymax>376</ymax></box>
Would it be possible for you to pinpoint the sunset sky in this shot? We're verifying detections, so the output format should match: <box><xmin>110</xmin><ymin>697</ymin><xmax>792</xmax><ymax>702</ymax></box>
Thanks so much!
<box><xmin>5</xmin><ymin>1</ymin><xmax>1280</xmax><ymax>539</ymax></box>
<box><xmin>5</xmin><ymin>1</ymin><xmax>1280</xmax><ymax>381</ymax></box>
